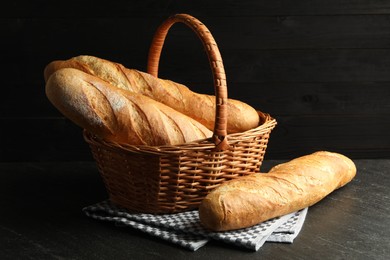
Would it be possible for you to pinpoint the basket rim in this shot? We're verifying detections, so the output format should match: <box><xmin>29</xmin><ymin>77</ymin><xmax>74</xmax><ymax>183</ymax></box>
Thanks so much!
<box><xmin>83</xmin><ymin>111</ymin><xmax>276</xmax><ymax>156</ymax></box>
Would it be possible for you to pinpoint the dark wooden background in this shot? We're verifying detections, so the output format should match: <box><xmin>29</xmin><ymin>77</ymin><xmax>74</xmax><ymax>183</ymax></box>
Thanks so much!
<box><xmin>2</xmin><ymin>0</ymin><xmax>390</xmax><ymax>162</ymax></box>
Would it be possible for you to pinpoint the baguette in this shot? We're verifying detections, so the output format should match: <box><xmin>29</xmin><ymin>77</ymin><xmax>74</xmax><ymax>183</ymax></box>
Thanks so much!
<box><xmin>44</xmin><ymin>55</ymin><xmax>260</xmax><ymax>133</ymax></box>
<box><xmin>45</xmin><ymin>68</ymin><xmax>212</xmax><ymax>146</ymax></box>
<box><xmin>199</xmin><ymin>151</ymin><xmax>356</xmax><ymax>231</ymax></box>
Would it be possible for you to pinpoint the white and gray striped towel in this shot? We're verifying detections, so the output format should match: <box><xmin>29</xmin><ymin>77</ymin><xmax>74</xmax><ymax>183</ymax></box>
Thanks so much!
<box><xmin>83</xmin><ymin>200</ymin><xmax>308</xmax><ymax>251</ymax></box>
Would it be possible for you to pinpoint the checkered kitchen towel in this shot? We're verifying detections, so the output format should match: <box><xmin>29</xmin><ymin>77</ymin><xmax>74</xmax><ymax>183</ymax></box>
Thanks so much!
<box><xmin>83</xmin><ymin>200</ymin><xmax>308</xmax><ymax>251</ymax></box>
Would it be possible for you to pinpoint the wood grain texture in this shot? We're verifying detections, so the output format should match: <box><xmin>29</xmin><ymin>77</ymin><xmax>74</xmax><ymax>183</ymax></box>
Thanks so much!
<box><xmin>1</xmin><ymin>1</ymin><xmax>390</xmax><ymax>161</ymax></box>
<box><xmin>3</xmin><ymin>0</ymin><xmax>390</xmax><ymax>18</ymax></box>
<box><xmin>0</xmin><ymin>160</ymin><xmax>389</xmax><ymax>258</ymax></box>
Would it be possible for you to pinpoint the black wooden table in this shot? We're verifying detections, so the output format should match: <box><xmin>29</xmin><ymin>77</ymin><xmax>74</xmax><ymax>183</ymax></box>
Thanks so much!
<box><xmin>0</xmin><ymin>159</ymin><xmax>389</xmax><ymax>260</ymax></box>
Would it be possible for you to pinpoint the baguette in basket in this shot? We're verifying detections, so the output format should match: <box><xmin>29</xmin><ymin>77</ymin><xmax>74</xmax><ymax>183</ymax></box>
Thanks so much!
<box><xmin>44</xmin><ymin>14</ymin><xmax>278</xmax><ymax>214</ymax></box>
<box><xmin>44</xmin><ymin>55</ymin><xmax>260</xmax><ymax>134</ymax></box>
<box><xmin>45</xmin><ymin>68</ymin><xmax>212</xmax><ymax>146</ymax></box>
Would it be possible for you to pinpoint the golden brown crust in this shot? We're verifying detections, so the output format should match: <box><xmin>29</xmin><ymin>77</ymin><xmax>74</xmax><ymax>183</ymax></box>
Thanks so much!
<box><xmin>199</xmin><ymin>151</ymin><xmax>357</xmax><ymax>231</ymax></box>
<box><xmin>45</xmin><ymin>68</ymin><xmax>212</xmax><ymax>146</ymax></box>
<box><xmin>44</xmin><ymin>55</ymin><xmax>260</xmax><ymax>133</ymax></box>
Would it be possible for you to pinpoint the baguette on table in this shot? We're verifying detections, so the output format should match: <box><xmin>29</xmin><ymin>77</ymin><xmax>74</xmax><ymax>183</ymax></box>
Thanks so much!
<box><xmin>44</xmin><ymin>55</ymin><xmax>260</xmax><ymax>133</ymax></box>
<box><xmin>45</xmin><ymin>68</ymin><xmax>212</xmax><ymax>146</ymax></box>
<box><xmin>199</xmin><ymin>151</ymin><xmax>357</xmax><ymax>231</ymax></box>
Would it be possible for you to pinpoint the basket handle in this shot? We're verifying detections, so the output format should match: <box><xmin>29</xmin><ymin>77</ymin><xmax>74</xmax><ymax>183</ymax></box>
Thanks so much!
<box><xmin>147</xmin><ymin>14</ymin><xmax>229</xmax><ymax>151</ymax></box>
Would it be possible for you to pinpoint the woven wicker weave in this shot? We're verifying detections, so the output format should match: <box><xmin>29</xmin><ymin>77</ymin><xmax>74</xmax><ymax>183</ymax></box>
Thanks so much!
<box><xmin>84</xmin><ymin>14</ymin><xmax>277</xmax><ymax>213</ymax></box>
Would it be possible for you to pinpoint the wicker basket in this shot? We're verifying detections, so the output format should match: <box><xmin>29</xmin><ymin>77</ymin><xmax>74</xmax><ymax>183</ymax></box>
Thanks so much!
<box><xmin>83</xmin><ymin>14</ymin><xmax>277</xmax><ymax>213</ymax></box>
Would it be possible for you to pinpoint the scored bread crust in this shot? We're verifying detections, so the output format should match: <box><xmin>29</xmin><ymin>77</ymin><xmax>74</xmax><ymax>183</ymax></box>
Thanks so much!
<box><xmin>44</xmin><ymin>55</ymin><xmax>260</xmax><ymax>133</ymax></box>
<box><xmin>198</xmin><ymin>151</ymin><xmax>357</xmax><ymax>231</ymax></box>
<box><xmin>45</xmin><ymin>68</ymin><xmax>212</xmax><ymax>146</ymax></box>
